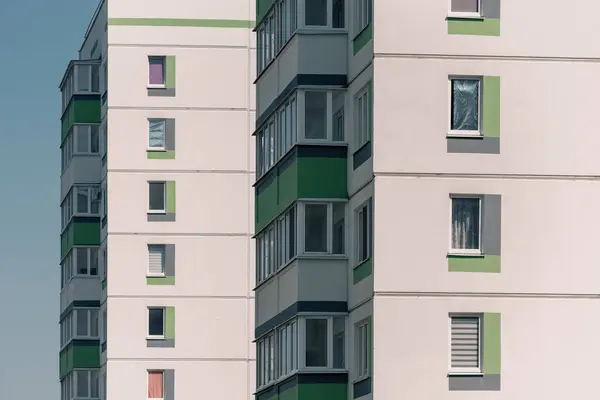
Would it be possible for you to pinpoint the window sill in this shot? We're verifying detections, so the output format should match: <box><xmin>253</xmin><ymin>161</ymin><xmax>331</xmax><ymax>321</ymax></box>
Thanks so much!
<box><xmin>147</xmin><ymin>84</ymin><xmax>166</xmax><ymax>89</ymax></box>
<box><xmin>448</xmin><ymin>371</ymin><xmax>484</xmax><ymax>377</ymax></box>
<box><xmin>147</xmin><ymin>336</ymin><xmax>166</xmax><ymax>341</ymax></box>
<box><xmin>447</xmin><ymin>132</ymin><xmax>483</xmax><ymax>139</ymax></box>
<box><xmin>147</xmin><ymin>210</ymin><xmax>166</xmax><ymax>215</ymax></box>
<box><xmin>147</xmin><ymin>274</ymin><xmax>167</xmax><ymax>278</ymax></box>
<box><xmin>147</xmin><ymin>148</ymin><xmax>167</xmax><ymax>152</ymax></box>
<box><xmin>298</xmin><ymin>253</ymin><xmax>348</xmax><ymax>260</ymax></box>
<box><xmin>447</xmin><ymin>252</ymin><xmax>484</xmax><ymax>258</ymax></box>
<box><xmin>446</xmin><ymin>14</ymin><xmax>484</xmax><ymax>21</ymax></box>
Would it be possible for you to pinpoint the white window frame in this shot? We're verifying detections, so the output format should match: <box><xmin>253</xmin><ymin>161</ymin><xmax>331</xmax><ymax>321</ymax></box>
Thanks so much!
<box><xmin>448</xmin><ymin>76</ymin><xmax>482</xmax><ymax>137</ymax></box>
<box><xmin>74</xmin><ymin>185</ymin><xmax>101</xmax><ymax>217</ymax></box>
<box><xmin>61</xmin><ymin>251</ymin><xmax>74</xmax><ymax>288</ymax></box>
<box><xmin>147</xmin><ymin>244</ymin><xmax>166</xmax><ymax>277</ymax></box>
<box><xmin>277</xmin><ymin>319</ymin><xmax>299</xmax><ymax>379</ymax></box>
<box><xmin>299</xmin><ymin>202</ymin><xmax>345</xmax><ymax>255</ymax></box>
<box><xmin>148</xmin><ymin>119</ymin><xmax>166</xmax><ymax>151</ymax></box>
<box><xmin>148</xmin><ymin>56</ymin><xmax>166</xmax><ymax>88</ymax></box>
<box><xmin>73</xmin><ymin>124</ymin><xmax>100</xmax><ymax>155</ymax></box>
<box><xmin>73</xmin><ymin>369</ymin><xmax>100</xmax><ymax>399</ymax></box>
<box><xmin>147</xmin><ymin>370</ymin><xmax>165</xmax><ymax>400</ymax></box>
<box><xmin>449</xmin><ymin>196</ymin><xmax>482</xmax><ymax>255</ymax></box>
<box><xmin>354</xmin><ymin>85</ymin><xmax>370</xmax><ymax>150</ymax></box>
<box><xmin>355</xmin><ymin>200</ymin><xmax>371</xmax><ymax>265</ymax></box>
<box><xmin>299</xmin><ymin>315</ymin><xmax>345</xmax><ymax>371</ymax></box>
<box><xmin>60</xmin><ymin>312</ymin><xmax>73</xmax><ymax>349</ymax></box>
<box><xmin>257</xmin><ymin>332</ymin><xmax>276</xmax><ymax>389</ymax></box>
<box><xmin>354</xmin><ymin>0</ymin><xmax>371</xmax><ymax>36</ymax></box>
<box><xmin>74</xmin><ymin>247</ymin><xmax>99</xmax><ymax>277</ymax></box>
<box><xmin>74</xmin><ymin>63</ymin><xmax>100</xmax><ymax>94</ymax></box>
<box><xmin>148</xmin><ymin>181</ymin><xmax>166</xmax><ymax>214</ymax></box>
<box><xmin>355</xmin><ymin>319</ymin><xmax>369</xmax><ymax>381</ymax></box>
<box><xmin>448</xmin><ymin>0</ymin><xmax>482</xmax><ymax>19</ymax></box>
<box><xmin>448</xmin><ymin>314</ymin><xmax>483</xmax><ymax>374</ymax></box>
<box><xmin>147</xmin><ymin>307</ymin><xmax>166</xmax><ymax>339</ymax></box>
<box><xmin>74</xmin><ymin>308</ymin><xmax>100</xmax><ymax>339</ymax></box>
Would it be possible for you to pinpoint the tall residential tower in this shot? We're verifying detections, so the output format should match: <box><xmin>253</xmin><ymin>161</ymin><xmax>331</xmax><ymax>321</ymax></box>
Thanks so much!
<box><xmin>59</xmin><ymin>1</ymin><xmax>256</xmax><ymax>399</ymax></box>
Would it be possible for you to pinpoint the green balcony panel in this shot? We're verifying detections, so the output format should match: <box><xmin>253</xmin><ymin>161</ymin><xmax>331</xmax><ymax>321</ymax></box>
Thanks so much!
<box><xmin>256</xmin><ymin>374</ymin><xmax>348</xmax><ymax>400</ymax></box>
<box><xmin>61</xmin><ymin>217</ymin><xmax>101</xmax><ymax>260</ymax></box>
<box><xmin>61</xmin><ymin>95</ymin><xmax>101</xmax><ymax>143</ymax></box>
<box><xmin>255</xmin><ymin>145</ymin><xmax>348</xmax><ymax>233</ymax></box>
<box><xmin>59</xmin><ymin>340</ymin><xmax>100</xmax><ymax>379</ymax></box>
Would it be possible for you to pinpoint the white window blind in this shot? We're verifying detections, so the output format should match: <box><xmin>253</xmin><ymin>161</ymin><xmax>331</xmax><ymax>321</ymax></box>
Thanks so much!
<box><xmin>148</xmin><ymin>245</ymin><xmax>165</xmax><ymax>275</ymax></box>
<box><xmin>451</xmin><ymin>316</ymin><xmax>480</xmax><ymax>369</ymax></box>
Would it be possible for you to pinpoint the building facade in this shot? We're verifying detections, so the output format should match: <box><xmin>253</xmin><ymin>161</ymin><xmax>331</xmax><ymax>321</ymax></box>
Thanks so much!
<box><xmin>59</xmin><ymin>1</ymin><xmax>256</xmax><ymax>399</ymax></box>
<box><xmin>254</xmin><ymin>0</ymin><xmax>600</xmax><ymax>399</ymax></box>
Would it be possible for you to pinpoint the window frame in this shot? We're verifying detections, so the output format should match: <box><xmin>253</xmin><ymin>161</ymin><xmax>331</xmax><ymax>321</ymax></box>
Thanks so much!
<box><xmin>148</xmin><ymin>119</ymin><xmax>167</xmax><ymax>151</ymax></box>
<box><xmin>354</xmin><ymin>85</ymin><xmax>370</xmax><ymax>150</ymax></box>
<box><xmin>147</xmin><ymin>307</ymin><xmax>166</xmax><ymax>339</ymax></box>
<box><xmin>148</xmin><ymin>181</ymin><xmax>167</xmax><ymax>214</ymax></box>
<box><xmin>354</xmin><ymin>319</ymin><xmax>370</xmax><ymax>381</ymax></box>
<box><xmin>449</xmin><ymin>195</ymin><xmax>483</xmax><ymax>255</ymax></box>
<box><xmin>69</xmin><ymin>369</ymin><xmax>100</xmax><ymax>400</ymax></box>
<box><xmin>354</xmin><ymin>0</ymin><xmax>372</xmax><ymax>37</ymax></box>
<box><xmin>148</xmin><ymin>56</ymin><xmax>166</xmax><ymax>88</ymax></box>
<box><xmin>448</xmin><ymin>76</ymin><xmax>483</xmax><ymax>137</ymax></box>
<box><xmin>355</xmin><ymin>199</ymin><xmax>372</xmax><ymax>266</ymax></box>
<box><xmin>147</xmin><ymin>244</ymin><xmax>166</xmax><ymax>277</ymax></box>
<box><xmin>147</xmin><ymin>370</ymin><xmax>165</xmax><ymax>400</ymax></box>
<box><xmin>448</xmin><ymin>314</ymin><xmax>483</xmax><ymax>374</ymax></box>
<box><xmin>448</xmin><ymin>0</ymin><xmax>482</xmax><ymax>19</ymax></box>
<box><xmin>74</xmin><ymin>247</ymin><xmax>99</xmax><ymax>277</ymax></box>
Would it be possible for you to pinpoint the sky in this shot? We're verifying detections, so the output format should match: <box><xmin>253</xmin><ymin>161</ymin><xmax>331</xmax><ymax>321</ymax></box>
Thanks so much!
<box><xmin>0</xmin><ymin>0</ymin><xmax>99</xmax><ymax>397</ymax></box>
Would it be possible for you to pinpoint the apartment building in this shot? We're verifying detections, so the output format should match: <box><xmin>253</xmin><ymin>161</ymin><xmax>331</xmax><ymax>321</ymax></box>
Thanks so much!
<box><xmin>59</xmin><ymin>1</ymin><xmax>256</xmax><ymax>399</ymax></box>
<box><xmin>253</xmin><ymin>0</ymin><xmax>600</xmax><ymax>399</ymax></box>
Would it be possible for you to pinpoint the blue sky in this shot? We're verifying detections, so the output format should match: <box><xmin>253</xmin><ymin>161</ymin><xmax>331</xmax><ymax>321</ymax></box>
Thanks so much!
<box><xmin>0</xmin><ymin>0</ymin><xmax>98</xmax><ymax>397</ymax></box>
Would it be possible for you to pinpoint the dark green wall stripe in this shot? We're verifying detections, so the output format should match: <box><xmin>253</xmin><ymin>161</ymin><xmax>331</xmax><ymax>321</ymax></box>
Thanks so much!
<box><xmin>255</xmin><ymin>301</ymin><xmax>347</xmax><ymax>338</ymax></box>
<box><xmin>256</xmin><ymin>74</ymin><xmax>347</xmax><ymax>128</ymax></box>
<box><xmin>108</xmin><ymin>18</ymin><xmax>254</xmax><ymax>28</ymax></box>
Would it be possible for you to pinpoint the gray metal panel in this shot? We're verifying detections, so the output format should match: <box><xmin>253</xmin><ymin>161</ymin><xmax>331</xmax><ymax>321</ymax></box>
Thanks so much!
<box><xmin>483</xmin><ymin>195</ymin><xmax>502</xmax><ymax>256</ymax></box>
<box><xmin>481</xmin><ymin>0</ymin><xmax>501</xmax><ymax>19</ymax></box>
<box><xmin>447</xmin><ymin>137</ymin><xmax>500</xmax><ymax>154</ymax></box>
<box><xmin>147</xmin><ymin>213</ymin><xmax>176</xmax><ymax>222</ymax></box>
<box><xmin>449</xmin><ymin>374</ymin><xmax>501</xmax><ymax>391</ymax></box>
<box><xmin>165</xmin><ymin>119</ymin><xmax>176</xmax><ymax>151</ymax></box>
<box><xmin>148</xmin><ymin>88</ymin><xmax>176</xmax><ymax>97</ymax></box>
<box><xmin>164</xmin><ymin>369</ymin><xmax>175</xmax><ymax>400</ymax></box>
<box><xmin>165</xmin><ymin>244</ymin><xmax>176</xmax><ymax>276</ymax></box>
<box><xmin>147</xmin><ymin>339</ymin><xmax>175</xmax><ymax>348</ymax></box>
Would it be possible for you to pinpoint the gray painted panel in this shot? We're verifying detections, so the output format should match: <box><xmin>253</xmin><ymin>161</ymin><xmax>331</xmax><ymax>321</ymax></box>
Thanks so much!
<box><xmin>447</xmin><ymin>137</ymin><xmax>500</xmax><ymax>154</ymax></box>
<box><xmin>147</xmin><ymin>339</ymin><xmax>175</xmax><ymax>348</ymax></box>
<box><xmin>165</xmin><ymin>119</ymin><xmax>176</xmax><ymax>151</ymax></box>
<box><xmin>148</xmin><ymin>88</ymin><xmax>176</xmax><ymax>97</ymax></box>
<box><xmin>449</xmin><ymin>374</ymin><xmax>500</xmax><ymax>391</ymax></box>
<box><xmin>164</xmin><ymin>369</ymin><xmax>175</xmax><ymax>400</ymax></box>
<box><xmin>147</xmin><ymin>213</ymin><xmax>176</xmax><ymax>222</ymax></box>
<box><xmin>165</xmin><ymin>244</ymin><xmax>176</xmax><ymax>276</ymax></box>
<box><xmin>483</xmin><ymin>195</ymin><xmax>502</xmax><ymax>256</ymax></box>
<box><xmin>481</xmin><ymin>0</ymin><xmax>501</xmax><ymax>19</ymax></box>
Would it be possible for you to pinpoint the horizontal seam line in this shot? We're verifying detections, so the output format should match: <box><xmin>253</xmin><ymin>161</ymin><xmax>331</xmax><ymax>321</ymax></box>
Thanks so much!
<box><xmin>107</xmin><ymin>169</ymin><xmax>254</xmax><ymax>174</ymax></box>
<box><xmin>106</xmin><ymin>357</ymin><xmax>255</xmax><ymax>362</ymax></box>
<box><xmin>107</xmin><ymin>106</ymin><xmax>255</xmax><ymax>111</ymax></box>
<box><xmin>106</xmin><ymin>232</ymin><xmax>251</xmax><ymax>236</ymax></box>
<box><xmin>375</xmin><ymin>291</ymin><xmax>600</xmax><ymax>299</ymax></box>
<box><xmin>108</xmin><ymin>43</ymin><xmax>254</xmax><ymax>50</ymax></box>
<box><xmin>375</xmin><ymin>53</ymin><xmax>600</xmax><ymax>63</ymax></box>
<box><xmin>374</xmin><ymin>172</ymin><xmax>600</xmax><ymax>181</ymax></box>
<box><xmin>106</xmin><ymin>295</ymin><xmax>253</xmax><ymax>299</ymax></box>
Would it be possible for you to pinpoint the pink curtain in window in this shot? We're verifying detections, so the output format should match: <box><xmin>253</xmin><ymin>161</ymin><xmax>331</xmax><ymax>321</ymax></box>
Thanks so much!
<box><xmin>149</xmin><ymin>60</ymin><xmax>164</xmax><ymax>85</ymax></box>
<box><xmin>148</xmin><ymin>371</ymin><xmax>164</xmax><ymax>398</ymax></box>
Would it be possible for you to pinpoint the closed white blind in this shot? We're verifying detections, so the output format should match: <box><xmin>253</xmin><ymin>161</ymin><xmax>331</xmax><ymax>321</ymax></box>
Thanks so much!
<box><xmin>148</xmin><ymin>245</ymin><xmax>165</xmax><ymax>275</ymax></box>
<box><xmin>451</xmin><ymin>316</ymin><xmax>480</xmax><ymax>369</ymax></box>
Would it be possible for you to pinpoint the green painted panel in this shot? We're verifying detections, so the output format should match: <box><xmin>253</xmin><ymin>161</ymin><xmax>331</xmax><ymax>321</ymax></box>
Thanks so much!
<box><xmin>147</xmin><ymin>150</ymin><xmax>176</xmax><ymax>160</ymax></box>
<box><xmin>369</xmin><ymin>316</ymin><xmax>373</xmax><ymax>376</ymax></box>
<box><xmin>101</xmin><ymin>279</ymin><xmax>107</xmax><ymax>290</ymax></box>
<box><xmin>61</xmin><ymin>97</ymin><xmax>101</xmax><ymax>142</ymax></box>
<box><xmin>483</xmin><ymin>76</ymin><xmax>501</xmax><ymax>138</ymax></box>
<box><xmin>257</xmin><ymin>0</ymin><xmax>275</xmax><ymax>22</ymax></box>
<box><xmin>59</xmin><ymin>340</ymin><xmax>100</xmax><ymax>379</ymax></box>
<box><xmin>353</xmin><ymin>259</ymin><xmax>373</xmax><ymax>284</ymax></box>
<box><xmin>61</xmin><ymin>219</ymin><xmax>101</xmax><ymax>260</ymax></box>
<box><xmin>108</xmin><ymin>18</ymin><xmax>255</xmax><ymax>28</ymax></box>
<box><xmin>447</xmin><ymin>255</ymin><xmax>500</xmax><ymax>273</ymax></box>
<box><xmin>297</xmin><ymin>154</ymin><xmax>347</xmax><ymax>199</ymax></box>
<box><xmin>278</xmin><ymin>159</ymin><xmax>299</xmax><ymax>213</ymax></box>
<box><xmin>447</xmin><ymin>18</ymin><xmax>500</xmax><ymax>36</ymax></box>
<box><xmin>298</xmin><ymin>382</ymin><xmax>347</xmax><ymax>400</ymax></box>
<box><xmin>165</xmin><ymin>307</ymin><xmax>176</xmax><ymax>339</ymax></box>
<box><xmin>166</xmin><ymin>56</ymin><xmax>176</xmax><ymax>88</ymax></box>
<box><xmin>353</xmin><ymin>24</ymin><xmax>373</xmax><ymax>55</ymax></box>
<box><xmin>147</xmin><ymin>276</ymin><xmax>175</xmax><ymax>285</ymax></box>
<box><xmin>166</xmin><ymin>181</ymin><xmax>177</xmax><ymax>213</ymax></box>
<box><xmin>483</xmin><ymin>313</ymin><xmax>501</xmax><ymax>374</ymax></box>
<box><xmin>279</xmin><ymin>383</ymin><xmax>297</xmax><ymax>400</ymax></box>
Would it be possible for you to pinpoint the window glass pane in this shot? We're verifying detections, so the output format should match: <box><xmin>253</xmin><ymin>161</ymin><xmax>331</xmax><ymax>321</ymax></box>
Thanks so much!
<box><xmin>78</xmin><ymin>65</ymin><xmax>90</xmax><ymax>92</ymax></box>
<box><xmin>451</xmin><ymin>0</ymin><xmax>479</xmax><ymax>12</ymax></box>
<box><xmin>451</xmin><ymin>198</ymin><xmax>480</xmax><ymax>250</ymax></box>
<box><xmin>148</xmin><ymin>371</ymin><xmax>164</xmax><ymax>398</ymax></box>
<box><xmin>333</xmin><ymin>0</ymin><xmax>345</xmax><ymax>28</ymax></box>
<box><xmin>91</xmin><ymin>187</ymin><xmax>100</xmax><ymax>215</ymax></box>
<box><xmin>148</xmin><ymin>182</ymin><xmax>166</xmax><ymax>211</ymax></box>
<box><xmin>360</xmin><ymin>207</ymin><xmax>369</xmax><ymax>260</ymax></box>
<box><xmin>92</xmin><ymin>65</ymin><xmax>100</xmax><ymax>92</ymax></box>
<box><xmin>76</xmin><ymin>126</ymin><xmax>90</xmax><ymax>153</ymax></box>
<box><xmin>77</xmin><ymin>187</ymin><xmax>89</xmax><ymax>213</ymax></box>
<box><xmin>149</xmin><ymin>120</ymin><xmax>166</xmax><ymax>149</ymax></box>
<box><xmin>149</xmin><ymin>57</ymin><xmax>165</xmax><ymax>85</ymax></box>
<box><xmin>305</xmin><ymin>204</ymin><xmax>328</xmax><ymax>252</ymax></box>
<box><xmin>91</xmin><ymin>370</ymin><xmax>100</xmax><ymax>397</ymax></box>
<box><xmin>333</xmin><ymin>316</ymin><xmax>345</xmax><ymax>368</ymax></box>
<box><xmin>90</xmin><ymin>125</ymin><xmax>99</xmax><ymax>153</ymax></box>
<box><xmin>90</xmin><ymin>248</ymin><xmax>98</xmax><ymax>275</ymax></box>
<box><xmin>333</xmin><ymin>109</ymin><xmax>344</xmax><ymax>141</ymax></box>
<box><xmin>451</xmin><ymin>316</ymin><xmax>480</xmax><ymax>368</ymax></box>
<box><xmin>305</xmin><ymin>0</ymin><xmax>327</xmax><ymax>26</ymax></box>
<box><xmin>76</xmin><ymin>248</ymin><xmax>88</xmax><ymax>274</ymax></box>
<box><xmin>332</xmin><ymin>203</ymin><xmax>345</xmax><ymax>254</ymax></box>
<box><xmin>305</xmin><ymin>318</ymin><xmax>328</xmax><ymax>367</ymax></box>
<box><xmin>148</xmin><ymin>309</ymin><xmax>164</xmax><ymax>336</ymax></box>
<box><xmin>305</xmin><ymin>91</ymin><xmax>327</xmax><ymax>139</ymax></box>
<box><xmin>90</xmin><ymin>309</ymin><xmax>99</xmax><ymax>337</ymax></box>
<box><xmin>451</xmin><ymin>79</ymin><xmax>479</xmax><ymax>131</ymax></box>
<box><xmin>148</xmin><ymin>245</ymin><xmax>166</xmax><ymax>275</ymax></box>
<box><xmin>76</xmin><ymin>309</ymin><xmax>88</xmax><ymax>336</ymax></box>
<box><xmin>76</xmin><ymin>370</ymin><xmax>88</xmax><ymax>397</ymax></box>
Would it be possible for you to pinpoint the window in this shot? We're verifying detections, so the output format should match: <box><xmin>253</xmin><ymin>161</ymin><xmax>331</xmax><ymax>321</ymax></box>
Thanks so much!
<box><xmin>333</xmin><ymin>316</ymin><xmax>345</xmax><ymax>368</ymax></box>
<box><xmin>148</xmin><ymin>119</ymin><xmax>166</xmax><ymax>150</ymax></box>
<box><xmin>75</xmin><ymin>247</ymin><xmax>99</xmax><ymax>276</ymax></box>
<box><xmin>355</xmin><ymin>86</ymin><xmax>370</xmax><ymax>149</ymax></box>
<box><xmin>75</xmin><ymin>370</ymin><xmax>100</xmax><ymax>399</ymax></box>
<box><xmin>60</xmin><ymin>309</ymin><xmax>99</xmax><ymax>347</ymax></box>
<box><xmin>450</xmin><ymin>315</ymin><xmax>481</xmax><ymax>372</ymax></box>
<box><xmin>277</xmin><ymin>319</ymin><xmax>299</xmax><ymax>378</ymax></box>
<box><xmin>75</xmin><ymin>125</ymin><xmax>100</xmax><ymax>154</ymax></box>
<box><xmin>450</xmin><ymin>78</ymin><xmax>481</xmax><ymax>134</ymax></box>
<box><xmin>148</xmin><ymin>371</ymin><xmax>164</xmax><ymax>400</ymax></box>
<box><xmin>333</xmin><ymin>0</ymin><xmax>345</xmax><ymax>28</ymax></box>
<box><xmin>148</xmin><ymin>56</ymin><xmax>165</xmax><ymax>86</ymax></box>
<box><xmin>61</xmin><ymin>133</ymin><xmax>74</xmax><ymax>171</ymax></box>
<box><xmin>102</xmin><ymin>309</ymin><xmax>107</xmax><ymax>343</ymax></box>
<box><xmin>305</xmin><ymin>91</ymin><xmax>327</xmax><ymax>139</ymax></box>
<box><xmin>449</xmin><ymin>0</ymin><xmax>481</xmax><ymax>17</ymax></box>
<box><xmin>148</xmin><ymin>245</ymin><xmax>166</xmax><ymax>276</ymax></box>
<box><xmin>451</xmin><ymin>197</ymin><xmax>481</xmax><ymax>253</ymax></box>
<box><xmin>61</xmin><ymin>372</ymin><xmax>73</xmax><ymax>400</ymax></box>
<box><xmin>333</xmin><ymin>108</ymin><xmax>344</xmax><ymax>142</ymax></box>
<box><xmin>61</xmin><ymin>251</ymin><xmax>74</xmax><ymax>288</ymax></box>
<box><xmin>355</xmin><ymin>319</ymin><xmax>369</xmax><ymax>380</ymax></box>
<box><xmin>148</xmin><ymin>182</ymin><xmax>166</xmax><ymax>213</ymax></box>
<box><xmin>257</xmin><ymin>206</ymin><xmax>296</xmax><ymax>283</ymax></box>
<box><xmin>356</xmin><ymin>200</ymin><xmax>372</xmax><ymax>265</ymax></box>
<box><xmin>257</xmin><ymin>0</ymin><xmax>298</xmax><ymax>73</ymax></box>
<box><xmin>305</xmin><ymin>0</ymin><xmax>328</xmax><ymax>26</ymax></box>
<box><xmin>148</xmin><ymin>308</ymin><xmax>165</xmax><ymax>338</ymax></box>
<box><xmin>257</xmin><ymin>332</ymin><xmax>276</xmax><ymax>388</ymax></box>
<box><xmin>102</xmin><ymin>247</ymin><xmax>107</xmax><ymax>281</ymax></box>
<box><xmin>60</xmin><ymin>313</ymin><xmax>73</xmax><ymax>348</ymax></box>
<box><xmin>305</xmin><ymin>318</ymin><xmax>328</xmax><ymax>366</ymax></box>
<box><xmin>355</xmin><ymin>0</ymin><xmax>372</xmax><ymax>34</ymax></box>
<box><xmin>76</xmin><ymin>186</ymin><xmax>101</xmax><ymax>215</ymax></box>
